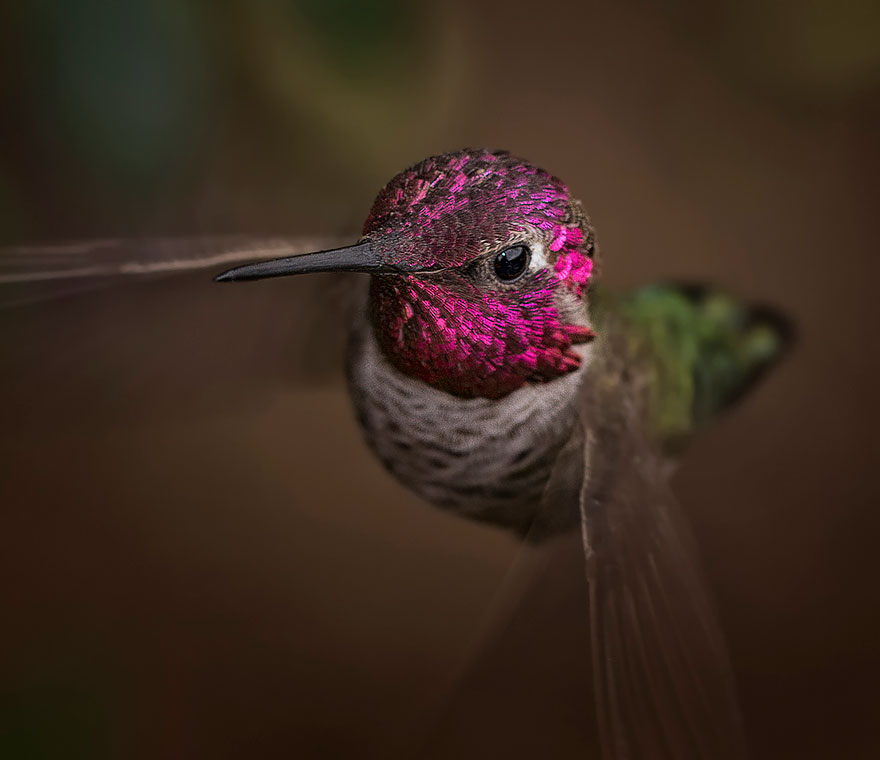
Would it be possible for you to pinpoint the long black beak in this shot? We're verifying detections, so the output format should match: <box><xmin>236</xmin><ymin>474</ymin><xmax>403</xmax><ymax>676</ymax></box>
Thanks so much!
<box><xmin>214</xmin><ymin>240</ymin><xmax>386</xmax><ymax>283</ymax></box>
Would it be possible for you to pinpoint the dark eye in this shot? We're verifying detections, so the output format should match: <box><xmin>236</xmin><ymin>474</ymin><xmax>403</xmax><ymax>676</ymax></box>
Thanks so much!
<box><xmin>493</xmin><ymin>245</ymin><xmax>530</xmax><ymax>282</ymax></box>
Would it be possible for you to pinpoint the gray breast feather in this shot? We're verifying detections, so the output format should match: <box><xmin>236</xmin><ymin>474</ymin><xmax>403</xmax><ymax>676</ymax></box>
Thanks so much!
<box><xmin>346</xmin><ymin>316</ymin><xmax>590</xmax><ymax>536</ymax></box>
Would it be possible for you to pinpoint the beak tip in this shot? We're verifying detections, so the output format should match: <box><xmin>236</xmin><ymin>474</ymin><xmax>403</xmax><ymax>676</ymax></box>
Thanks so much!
<box><xmin>214</xmin><ymin>270</ymin><xmax>235</xmax><ymax>283</ymax></box>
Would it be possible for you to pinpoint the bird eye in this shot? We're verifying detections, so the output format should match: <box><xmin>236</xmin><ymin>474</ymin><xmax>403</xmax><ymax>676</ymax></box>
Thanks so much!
<box><xmin>493</xmin><ymin>245</ymin><xmax>530</xmax><ymax>282</ymax></box>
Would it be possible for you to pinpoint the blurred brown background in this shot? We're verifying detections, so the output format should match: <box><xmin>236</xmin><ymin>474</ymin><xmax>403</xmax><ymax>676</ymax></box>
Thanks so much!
<box><xmin>1</xmin><ymin>1</ymin><xmax>879</xmax><ymax>757</ymax></box>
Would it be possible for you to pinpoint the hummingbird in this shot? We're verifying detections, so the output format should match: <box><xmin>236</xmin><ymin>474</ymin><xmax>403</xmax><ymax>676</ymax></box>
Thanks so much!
<box><xmin>1</xmin><ymin>149</ymin><xmax>790</xmax><ymax>759</ymax></box>
<box><xmin>213</xmin><ymin>149</ymin><xmax>791</xmax><ymax>759</ymax></box>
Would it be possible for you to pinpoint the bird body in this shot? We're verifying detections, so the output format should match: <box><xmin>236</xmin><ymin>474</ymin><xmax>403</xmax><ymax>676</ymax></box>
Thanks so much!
<box><xmin>216</xmin><ymin>149</ymin><xmax>790</xmax><ymax>759</ymax></box>
<box><xmin>347</xmin><ymin>275</ymin><xmax>786</xmax><ymax>540</ymax></box>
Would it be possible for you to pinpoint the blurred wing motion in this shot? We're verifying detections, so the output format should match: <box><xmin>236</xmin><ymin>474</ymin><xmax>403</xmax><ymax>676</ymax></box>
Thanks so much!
<box><xmin>575</xmin><ymin>282</ymin><xmax>793</xmax><ymax>757</ymax></box>
<box><xmin>0</xmin><ymin>235</ymin><xmax>341</xmax><ymax>307</ymax></box>
<box><xmin>577</xmin><ymin>405</ymin><xmax>747</xmax><ymax>760</ymax></box>
<box><xmin>0</xmin><ymin>235</ymin><xmax>356</xmax><ymax>422</ymax></box>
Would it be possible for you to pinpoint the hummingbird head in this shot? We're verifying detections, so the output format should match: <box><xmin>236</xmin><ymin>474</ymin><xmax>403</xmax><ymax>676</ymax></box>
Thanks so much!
<box><xmin>363</xmin><ymin>150</ymin><xmax>595</xmax><ymax>398</ymax></box>
<box><xmin>217</xmin><ymin>149</ymin><xmax>596</xmax><ymax>399</ymax></box>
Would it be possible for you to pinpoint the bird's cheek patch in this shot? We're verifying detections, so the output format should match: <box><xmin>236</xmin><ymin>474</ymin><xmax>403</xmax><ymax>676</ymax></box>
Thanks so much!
<box><xmin>553</xmin><ymin>248</ymin><xmax>593</xmax><ymax>296</ymax></box>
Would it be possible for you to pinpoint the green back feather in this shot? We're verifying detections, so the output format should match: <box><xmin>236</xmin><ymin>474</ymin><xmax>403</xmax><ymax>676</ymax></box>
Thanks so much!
<box><xmin>593</xmin><ymin>284</ymin><xmax>793</xmax><ymax>450</ymax></box>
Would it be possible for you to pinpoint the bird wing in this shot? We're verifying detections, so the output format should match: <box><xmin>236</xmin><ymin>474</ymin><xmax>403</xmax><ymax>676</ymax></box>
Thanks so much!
<box><xmin>0</xmin><ymin>235</ymin><xmax>343</xmax><ymax>308</ymax></box>
<box><xmin>0</xmin><ymin>236</ymin><xmax>358</xmax><ymax>417</ymax></box>
<box><xmin>576</xmin><ymin>403</ymin><xmax>748</xmax><ymax>760</ymax></box>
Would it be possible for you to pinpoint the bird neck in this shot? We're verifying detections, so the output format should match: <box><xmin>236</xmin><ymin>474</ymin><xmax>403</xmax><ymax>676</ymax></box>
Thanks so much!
<box><xmin>346</xmin><ymin>308</ymin><xmax>592</xmax><ymax>535</ymax></box>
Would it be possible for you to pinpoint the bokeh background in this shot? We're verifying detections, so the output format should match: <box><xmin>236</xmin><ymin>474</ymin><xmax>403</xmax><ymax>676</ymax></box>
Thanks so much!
<box><xmin>2</xmin><ymin>1</ymin><xmax>879</xmax><ymax>757</ymax></box>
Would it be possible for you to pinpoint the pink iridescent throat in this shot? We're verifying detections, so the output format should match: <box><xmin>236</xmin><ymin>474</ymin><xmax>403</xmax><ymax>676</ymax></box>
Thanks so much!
<box><xmin>370</xmin><ymin>249</ymin><xmax>593</xmax><ymax>399</ymax></box>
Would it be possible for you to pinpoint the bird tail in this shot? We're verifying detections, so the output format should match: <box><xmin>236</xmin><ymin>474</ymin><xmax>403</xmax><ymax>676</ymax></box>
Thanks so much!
<box><xmin>611</xmin><ymin>282</ymin><xmax>795</xmax><ymax>447</ymax></box>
